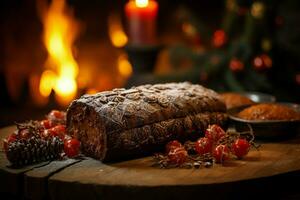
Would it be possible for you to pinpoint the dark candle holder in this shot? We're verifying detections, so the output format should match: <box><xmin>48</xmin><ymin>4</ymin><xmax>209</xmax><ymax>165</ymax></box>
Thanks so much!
<box><xmin>124</xmin><ymin>44</ymin><xmax>162</xmax><ymax>74</ymax></box>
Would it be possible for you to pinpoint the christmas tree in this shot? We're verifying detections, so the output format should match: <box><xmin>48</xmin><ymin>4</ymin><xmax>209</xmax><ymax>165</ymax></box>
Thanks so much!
<box><xmin>135</xmin><ymin>0</ymin><xmax>300</xmax><ymax>102</ymax></box>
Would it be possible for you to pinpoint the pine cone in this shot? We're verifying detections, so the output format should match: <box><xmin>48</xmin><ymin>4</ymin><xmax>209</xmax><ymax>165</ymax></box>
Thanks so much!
<box><xmin>6</xmin><ymin>136</ymin><xmax>64</xmax><ymax>167</ymax></box>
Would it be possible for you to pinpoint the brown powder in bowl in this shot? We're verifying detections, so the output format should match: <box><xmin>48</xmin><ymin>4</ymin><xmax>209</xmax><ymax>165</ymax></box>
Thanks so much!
<box><xmin>221</xmin><ymin>93</ymin><xmax>254</xmax><ymax>109</ymax></box>
<box><xmin>237</xmin><ymin>103</ymin><xmax>300</xmax><ymax>121</ymax></box>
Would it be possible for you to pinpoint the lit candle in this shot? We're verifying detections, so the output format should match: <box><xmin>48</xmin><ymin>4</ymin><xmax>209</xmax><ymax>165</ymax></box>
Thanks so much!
<box><xmin>125</xmin><ymin>0</ymin><xmax>158</xmax><ymax>45</ymax></box>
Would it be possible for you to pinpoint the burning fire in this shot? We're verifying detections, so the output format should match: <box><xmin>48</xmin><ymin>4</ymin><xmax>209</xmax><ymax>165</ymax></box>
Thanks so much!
<box><xmin>39</xmin><ymin>70</ymin><xmax>56</xmax><ymax>97</ymax></box>
<box><xmin>117</xmin><ymin>54</ymin><xmax>133</xmax><ymax>77</ymax></box>
<box><xmin>39</xmin><ymin>0</ymin><xmax>80</xmax><ymax>106</ymax></box>
<box><xmin>108</xmin><ymin>14</ymin><xmax>128</xmax><ymax>48</ymax></box>
<box><xmin>108</xmin><ymin>13</ymin><xmax>132</xmax><ymax>78</ymax></box>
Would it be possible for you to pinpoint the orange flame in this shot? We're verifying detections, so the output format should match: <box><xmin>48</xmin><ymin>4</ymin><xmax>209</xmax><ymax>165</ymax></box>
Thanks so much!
<box><xmin>39</xmin><ymin>0</ymin><xmax>80</xmax><ymax>106</ymax></box>
<box><xmin>108</xmin><ymin>14</ymin><xmax>128</xmax><ymax>48</ymax></box>
<box><xmin>117</xmin><ymin>54</ymin><xmax>133</xmax><ymax>77</ymax></box>
<box><xmin>108</xmin><ymin>13</ymin><xmax>132</xmax><ymax>78</ymax></box>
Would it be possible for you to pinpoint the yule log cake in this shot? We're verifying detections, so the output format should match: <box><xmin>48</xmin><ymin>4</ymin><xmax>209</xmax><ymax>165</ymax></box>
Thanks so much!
<box><xmin>66</xmin><ymin>82</ymin><xmax>227</xmax><ymax>161</ymax></box>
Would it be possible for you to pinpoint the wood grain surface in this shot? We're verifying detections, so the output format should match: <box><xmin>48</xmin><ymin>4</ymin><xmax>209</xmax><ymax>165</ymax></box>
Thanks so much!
<box><xmin>1</xmin><ymin>125</ymin><xmax>300</xmax><ymax>200</ymax></box>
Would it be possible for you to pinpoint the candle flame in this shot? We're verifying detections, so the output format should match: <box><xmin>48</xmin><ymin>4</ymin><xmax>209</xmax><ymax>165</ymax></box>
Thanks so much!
<box><xmin>39</xmin><ymin>0</ymin><xmax>80</xmax><ymax>106</ymax></box>
<box><xmin>135</xmin><ymin>0</ymin><xmax>149</xmax><ymax>8</ymax></box>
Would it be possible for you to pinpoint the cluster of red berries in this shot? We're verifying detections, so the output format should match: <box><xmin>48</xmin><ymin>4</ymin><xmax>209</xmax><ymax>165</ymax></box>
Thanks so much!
<box><xmin>3</xmin><ymin>110</ymin><xmax>80</xmax><ymax>158</ymax></box>
<box><xmin>165</xmin><ymin>124</ymin><xmax>251</xmax><ymax>165</ymax></box>
<box><xmin>40</xmin><ymin>110</ymin><xmax>80</xmax><ymax>158</ymax></box>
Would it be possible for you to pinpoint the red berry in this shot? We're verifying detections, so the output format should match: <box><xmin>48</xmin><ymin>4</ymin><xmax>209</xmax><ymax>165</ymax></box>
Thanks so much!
<box><xmin>40</xmin><ymin>120</ymin><xmax>54</xmax><ymax>129</ymax></box>
<box><xmin>3</xmin><ymin>133</ymin><xmax>18</xmax><ymax>152</ymax></box>
<box><xmin>48</xmin><ymin>125</ymin><xmax>66</xmax><ymax>139</ymax></box>
<box><xmin>213</xmin><ymin>144</ymin><xmax>230</xmax><ymax>163</ymax></box>
<box><xmin>64</xmin><ymin>138</ymin><xmax>80</xmax><ymax>158</ymax></box>
<box><xmin>205</xmin><ymin>124</ymin><xmax>226</xmax><ymax>143</ymax></box>
<box><xmin>7</xmin><ymin>133</ymin><xmax>18</xmax><ymax>143</ymax></box>
<box><xmin>166</xmin><ymin>140</ymin><xmax>182</xmax><ymax>153</ymax></box>
<box><xmin>47</xmin><ymin>110</ymin><xmax>66</xmax><ymax>121</ymax></box>
<box><xmin>168</xmin><ymin>147</ymin><xmax>188</xmax><ymax>164</ymax></box>
<box><xmin>232</xmin><ymin>139</ymin><xmax>250</xmax><ymax>159</ymax></box>
<box><xmin>52</xmin><ymin>125</ymin><xmax>66</xmax><ymax>133</ymax></box>
<box><xmin>195</xmin><ymin>137</ymin><xmax>213</xmax><ymax>155</ymax></box>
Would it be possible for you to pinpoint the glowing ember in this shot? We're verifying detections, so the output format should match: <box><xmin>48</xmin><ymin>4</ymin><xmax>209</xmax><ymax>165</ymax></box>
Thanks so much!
<box><xmin>136</xmin><ymin>0</ymin><xmax>149</xmax><ymax>8</ymax></box>
<box><xmin>39</xmin><ymin>0</ymin><xmax>80</xmax><ymax>106</ymax></box>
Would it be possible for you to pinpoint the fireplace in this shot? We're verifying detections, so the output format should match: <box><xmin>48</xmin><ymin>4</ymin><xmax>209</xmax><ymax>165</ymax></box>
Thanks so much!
<box><xmin>0</xmin><ymin>0</ymin><xmax>137</xmax><ymax>126</ymax></box>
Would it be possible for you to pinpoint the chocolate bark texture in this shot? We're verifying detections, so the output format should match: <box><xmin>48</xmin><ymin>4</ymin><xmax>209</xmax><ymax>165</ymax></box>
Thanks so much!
<box><xmin>67</xmin><ymin>82</ymin><xmax>227</xmax><ymax>161</ymax></box>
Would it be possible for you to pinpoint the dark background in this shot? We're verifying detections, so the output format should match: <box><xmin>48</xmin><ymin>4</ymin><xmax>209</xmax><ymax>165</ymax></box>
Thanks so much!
<box><xmin>0</xmin><ymin>0</ymin><xmax>300</xmax><ymax>127</ymax></box>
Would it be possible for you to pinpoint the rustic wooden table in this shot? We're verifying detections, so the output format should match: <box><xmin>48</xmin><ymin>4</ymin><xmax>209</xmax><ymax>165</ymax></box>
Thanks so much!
<box><xmin>1</xmin><ymin>126</ymin><xmax>300</xmax><ymax>200</ymax></box>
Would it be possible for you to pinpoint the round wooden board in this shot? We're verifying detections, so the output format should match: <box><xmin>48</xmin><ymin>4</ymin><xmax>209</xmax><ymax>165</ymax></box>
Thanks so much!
<box><xmin>1</xmin><ymin>126</ymin><xmax>300</xmax><ymax>199</ymax></box>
